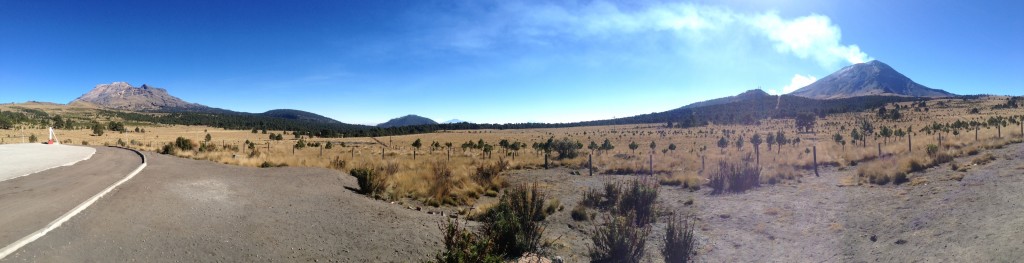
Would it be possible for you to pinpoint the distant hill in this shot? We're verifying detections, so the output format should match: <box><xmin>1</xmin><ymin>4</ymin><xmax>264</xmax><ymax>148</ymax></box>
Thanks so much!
<box><xmin>682</xmin><ymin>89</ymin><xmax>771</xmax><ymax>109</ymax></box>
<box><xmin>443</xmin><ymin>119</ymin><xmax>469</xmax><ymax>124</ymax></box>
<box><xmin>71</xmin><ymin>82</ymin><xmax>209</xmax><ymax>111</ymax></box>
<box><xmin>259</xmin><ymin>109</ymin><xmax>340</xmax><ymax>124</ymax></box>
<box><xmin>790</xmin><ymin>60</ymin><xmax>955</xmax><ymax>99</ymax></box>
<box><xmin>378</xmin><ymin>115</ymin><xmax>438</xmax><ymax>128</ymax></box>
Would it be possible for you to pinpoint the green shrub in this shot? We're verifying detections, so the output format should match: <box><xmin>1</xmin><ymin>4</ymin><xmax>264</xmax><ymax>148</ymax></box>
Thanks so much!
<box><xmin>601</xmin><ymin>182</ymin><xmax>622</xmax><ymax>209</ymax></box>
<box><xmin>663</xmin><ymin>215</ymin><xmax>696</xmax><ymax>263</ymax></box>
<box><xmin>618</xmin><ymin>178</ymin><xmax>659</xmax><ymax>227</ymax></box>
<box><xmin>161</xmin><ymin>143</ymin><xmax>175</xmax><ymax>154</ymax></box>
<box><xmin>926</xmin><ymin>144</ymin><xmax>939</xmax><ymax>156</ymax></box>
<box><xmin>350</xmin><ymin>167</ymin><xmax>386</xmax><ymax>197</ymax></box>
<box><xmin>571</xmin><ymin>205</ymin><xmax>589</xmax><ymax>221</ymax></box>
<box><xmin>589</xmin><ymin>215</ymin><xmax>649</xmax><ymax>263</ymax></box>
<box><xmin>544</xmin><ymin>199</ymin><xmax>560</xmax><ymax>216</ymax></box>
<box><xmin>174</xmin><ymin>137</ymin><xmax>194</xmax><ymax>151</ymax></box>
<box><xmin>432</xmin><ymin>219</ymin><xmax>503</xmax><ymax>263</ymax></box>
<box><xmin>482</xmin><ymin>184</ymin><xmax>548</xmax><ymax>258</ymax></box>
<box><xmin>29</xmin><ymin>134</ymin><xmax>38</xmax><ymax>143</ymax></box>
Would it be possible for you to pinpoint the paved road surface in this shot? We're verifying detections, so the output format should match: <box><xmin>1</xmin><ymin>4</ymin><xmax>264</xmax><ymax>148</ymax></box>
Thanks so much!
<box><xmin>0</xmin><ymin>147</ymin><xmax>140</xmax><ymax>248</ymax></box>
<box><xmin>0</xmin><ymin>144</ymin><xmax>96</xmax><ymax>182</ymax></box>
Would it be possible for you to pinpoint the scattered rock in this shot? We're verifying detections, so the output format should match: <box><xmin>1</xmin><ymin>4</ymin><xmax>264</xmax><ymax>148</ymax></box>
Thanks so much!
<box><xmin>895</xmin><ymin>239</ymin><xmax>908</xmax><ymax>245</ymax></box>
<box><xmin>870</xmin><ymin>235</ymin><xmax>877</xmax><ymax>242</ymax></box>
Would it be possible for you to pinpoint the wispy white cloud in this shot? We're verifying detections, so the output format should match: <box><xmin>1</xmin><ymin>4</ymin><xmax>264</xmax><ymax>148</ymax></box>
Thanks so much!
<box><xmin>750</xmin><ymin>12</ymin><xmax>871</xmax><ymax>67</ymax></box>
<box><xmin>767</xmin><ymin>74</ymin><xmax>818</xmax><ymax>95</ymax></box>
<box><xmin>439</xmin><ymin>1</ymin><xmax>870</xmax><ymax>69</ymax></box>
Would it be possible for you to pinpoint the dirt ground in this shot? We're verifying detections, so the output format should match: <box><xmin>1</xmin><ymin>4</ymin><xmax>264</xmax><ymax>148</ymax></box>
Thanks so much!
<box><xmin>506</xmin><ymin>140</ymin><xmax>1024</xmax><ymax>262</ymax></box>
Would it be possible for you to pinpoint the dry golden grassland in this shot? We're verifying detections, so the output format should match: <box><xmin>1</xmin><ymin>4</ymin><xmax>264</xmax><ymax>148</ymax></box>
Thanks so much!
<box><xmin>2</xmin><ymin>96</ymin><xmax>1023</xmax><ymax>204</ymax></box>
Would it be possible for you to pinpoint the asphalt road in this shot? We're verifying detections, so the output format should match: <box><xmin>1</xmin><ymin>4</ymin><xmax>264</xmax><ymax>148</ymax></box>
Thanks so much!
<box><xmin>0</xmin><ymin>144</ymin><xmax>96</xmax><ymax>182</ymax></box>
<box><xmin>0</xmin><ymin>147</ymin><xmax>140</xmax><ymax>249</ymax></box>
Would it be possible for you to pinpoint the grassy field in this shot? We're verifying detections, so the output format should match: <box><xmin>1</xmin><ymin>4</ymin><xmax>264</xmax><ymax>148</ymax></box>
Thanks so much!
<box><xmin>2</xmin><ymin>96</ymin><xmax>1023</xmax><ymax>205</ymax></box>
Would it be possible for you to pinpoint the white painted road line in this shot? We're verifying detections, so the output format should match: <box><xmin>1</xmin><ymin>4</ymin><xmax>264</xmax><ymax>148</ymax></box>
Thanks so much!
<box><xmin>0</xmin><ymin>148</ymin><xmax>147</xmax><ymax>260</ymax></box>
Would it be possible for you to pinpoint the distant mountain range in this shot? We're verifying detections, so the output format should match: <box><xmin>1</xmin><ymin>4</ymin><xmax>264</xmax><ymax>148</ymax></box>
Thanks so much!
<box><xmin>377</xmin><ymin>115</ymin><xmax>437</xmax><ymax>128</ymax></box>
<box><xmin>48</xmin><ymin>60</ymin><xmax>966</xmax><ymax>137</ymax></box>
<box><xmin>790</xmin><ymin>60</ymin><xmax>955</xmax><ymax>99</ymax></box>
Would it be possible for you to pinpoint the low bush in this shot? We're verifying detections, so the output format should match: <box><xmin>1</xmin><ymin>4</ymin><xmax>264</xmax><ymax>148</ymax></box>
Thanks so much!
<box><xmin>475</xmin><ymin>158</ymin><xmax>508</xmax><ymax>190</ymax></box>
<box><xmin>544</xmin><ymin>199</ymin><xmax>561</xmax><ymax>216</ymax></box>
<box><xmin>581</xmin><ymin>188</ymin><xmax>603</xmax><ymax>208</ymax></box>
<box><xmin>259</xmin><ymin>161</ymin><xmax>286</xmax><ymax>168</ymax></box>
<box><xmin>430</xmin><ymin>161</ymin><xmax>454</xmax><ymax>202</ymax></box>
<box><xmin>602</xmin><ymin>182</ymin><xmax>622</xmax><ymax>209</ymax></box>
<box><xmin>482</xmin><ymin>184</ymin><xmax>548</xmax><ymax>258</ymax></box>
<box><xmin>589</xmin><ymin>215</ymin><xmax>649</xmax><ymax>263</ymax></box>
<box><xmin>709</xmin><ymin>161</ymin><xmax>761</xmax><ymax>195</ymax></box>
<box><xmin>617</xmin><ymin>178</ymin><xmax>659</xmax><ymax>227</ymax></box>
<box><xmin>972</xmin><ymin>153</ymin><xmax>996</xmax><ymax>165</ymax></box>
<box><xmin>432</xmin><ymin>219</ymin><xmax>502</xmax><ymax>263</ymax></box>
<box><xmin>571</xmin><ymin>205</ymin><xmax>589</xmax><ymax>221</ymax></box>
<box><xmin>926</xmin><ymin>144</ymin><xmax>939</xmax><ymax>156</ymax></box>
<box><xmin>663</xmin><ymin>215</ymin><xmax>696</xmax><ymax>263</ymax></box>
<box><xmin>160</xmin><ymin>143</ymin><xmax>175</xmax><ymax>155</ymax></box>
<box><xmin>329</xmin><ymin>156</ymin><xmax>346</xmax><ymax>170</ymax></box>
<box><xmin>174</xmin><ymin>137</ymin><xmax>195</xmax><ymax>151</ymax></box>
<box><xmin>892</xmin><ymin>173</ymin><xmax>909</xmax><ymax>185</ymax></box>
<box><xmin>350</xmin><ymin>167</ymin><xmax>387</xmax><ymax>197</ymax></box>
<box><xmin>932</xmin><ymin>152</ymin><xmax>954</xmax><ymax>165</ymax></box>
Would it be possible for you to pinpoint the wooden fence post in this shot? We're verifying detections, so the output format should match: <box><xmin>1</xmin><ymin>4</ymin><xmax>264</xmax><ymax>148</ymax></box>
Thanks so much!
<box><xmin>908</xmin><ymin>133</ymin><xmax>912</xmax><ymax>153</ymax></box>
<box><xmin>878</xmin><ymin>143</ymin><xmax>882</xmax><ymax>157</ymax></box>
<box><xmin>813</xmin><ymin>146</ymin><xmax>819</xmax><ymax>177</ymax></box>
<box><xmin>589</xmin><ymin>153</ymin><xmax>593</xmax><ymax>176</ymax></box>
<box><xmin>649</xmin><ymin>153</ymin><xmax>653</xmax><ymax>176</ymax></box>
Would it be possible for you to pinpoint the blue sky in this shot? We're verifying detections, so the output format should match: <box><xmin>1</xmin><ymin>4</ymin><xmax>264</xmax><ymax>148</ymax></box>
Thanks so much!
<box><xmin>1</xmin><ymin>0</ymin><xmax>1021</xmax><ymax>125</ymax></box>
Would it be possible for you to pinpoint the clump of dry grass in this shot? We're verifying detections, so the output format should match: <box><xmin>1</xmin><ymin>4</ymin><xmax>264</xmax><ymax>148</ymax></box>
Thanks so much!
<box><xmin>708</xmin><ymin>161</ymin><xmax>761</xmax><ymax>195</ymax></box>
<box><xmin>972</xmin><ymin>153</ymin><xmax>996</xmax><ymax>165</ymax></box>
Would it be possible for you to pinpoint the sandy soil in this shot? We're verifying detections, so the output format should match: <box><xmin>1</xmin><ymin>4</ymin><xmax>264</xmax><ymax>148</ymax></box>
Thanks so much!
<box><xmin>0</xmin><ymin>147</ymin><xmax>138</xmax><ymax>247</ymax></box>
<box><xmin>1</xmin><ymin>152</ymin><xmax>445</xmax><ymax>262</ymax></box>
<box><xmin>506</xmin><ymin>141</ymin><xmax>1024</xmax><ymax>262</ymax></box>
